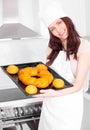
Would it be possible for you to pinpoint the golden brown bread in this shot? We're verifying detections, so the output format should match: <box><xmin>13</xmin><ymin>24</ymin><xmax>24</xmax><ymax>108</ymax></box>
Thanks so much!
<box><xmin>18</xmin><ymin>64</ymin><xmax>54</xmax><ymax>88</ymax></box>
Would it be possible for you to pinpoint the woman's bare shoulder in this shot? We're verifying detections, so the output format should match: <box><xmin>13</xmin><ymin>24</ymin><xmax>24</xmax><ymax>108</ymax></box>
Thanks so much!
<box><xmin>78</xmin><ymin>38</ymin><xmax>90</xmax><ymax>55</ymax></box>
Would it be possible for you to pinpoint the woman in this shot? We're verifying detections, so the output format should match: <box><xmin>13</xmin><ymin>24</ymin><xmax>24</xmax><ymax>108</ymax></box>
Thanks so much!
<box><xmin>34</xmin><ymin>2</ymin><xmax>90</xmax><ymax>130</ymax></box>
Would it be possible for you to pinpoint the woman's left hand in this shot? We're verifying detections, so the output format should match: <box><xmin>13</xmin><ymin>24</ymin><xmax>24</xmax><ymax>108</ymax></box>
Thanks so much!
<box><xmin>33</xmin><ymin>89</ymin><xmax>59</xmax><ymax>98</ymax></box>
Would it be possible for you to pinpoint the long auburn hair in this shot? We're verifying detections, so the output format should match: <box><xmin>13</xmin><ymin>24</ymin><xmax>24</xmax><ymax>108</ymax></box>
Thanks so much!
<box><xmin>46</xmin><ymin>17</ymin><xmax>81</xmax><ymax>66</ymax></box>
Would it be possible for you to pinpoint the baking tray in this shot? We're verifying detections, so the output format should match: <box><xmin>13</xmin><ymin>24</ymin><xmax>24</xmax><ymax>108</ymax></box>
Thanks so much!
<box><xmin>1</xmin><ymin>62</ymin><xmax>73</xmax><ymax>96</ymax></box>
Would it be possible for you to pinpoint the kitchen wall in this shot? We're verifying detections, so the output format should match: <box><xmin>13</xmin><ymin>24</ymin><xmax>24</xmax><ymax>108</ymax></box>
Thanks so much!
<box><xmin>0</xmin><ymin>0</ymin><xmax>3</xmax><ymax>26</ymax></box>
<box><xmin>2</xmin><ymin>0</ymin><xmax>19</xmax><ymax>23</ymax></box>
<box><xmin>0</xmin><ymin>0</ymin><xmax>40</xmax><ymax>33</ymax></box>
<box><xmin>18</xmin><ymin>0</ymin><xmax>40</xmax><ymax>33</ymax></box>
<box><xmin>0</xmin><ymin>38</ymin><xmax>48</xmax><ymax>66</ymax></box>
<box><xmin>85</xmin><ymin>0</ymin><xmax>90</xmax><ymax>36</ymax></box>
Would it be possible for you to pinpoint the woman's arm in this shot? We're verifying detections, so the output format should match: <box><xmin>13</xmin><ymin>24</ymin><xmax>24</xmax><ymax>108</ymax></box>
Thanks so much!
<box><xmin>33</xmin><ymin>53</ymin><xmax>90</xmax><ymax>98</ymax></box>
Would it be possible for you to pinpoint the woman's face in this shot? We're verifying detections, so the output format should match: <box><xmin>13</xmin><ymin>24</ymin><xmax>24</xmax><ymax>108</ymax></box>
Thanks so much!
<box><xmin>49</xmin><ymin>18</ymin><xmax>68</xmax><ymax>43</ymax></box>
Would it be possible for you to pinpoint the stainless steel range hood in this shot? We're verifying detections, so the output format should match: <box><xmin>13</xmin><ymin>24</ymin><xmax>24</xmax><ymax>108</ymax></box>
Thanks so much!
<box><xmin>0</xmin><ymin>0</ymin><xmax>40</xmax><ymax>39</ymax></box>
<box><xmin>0</xmin><ymin>23</ymin><xmax>39</xmax><ymax>39</ymax></box>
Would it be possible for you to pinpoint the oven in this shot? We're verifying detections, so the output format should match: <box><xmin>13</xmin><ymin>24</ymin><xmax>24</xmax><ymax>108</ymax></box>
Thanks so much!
<box><xmin>0</xmin><ymin>62</ymin><xmax>44</xmax><ymax>130</ymax></box>
<box><xmin>0</xmin><ymin>100</ymin><xmax>42</xmax><ymax>130</ymax></box>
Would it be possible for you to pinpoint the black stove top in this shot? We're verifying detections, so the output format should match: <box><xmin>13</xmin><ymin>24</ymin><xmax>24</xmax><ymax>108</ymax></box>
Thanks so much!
<box><xmin>0</xmin><ymin>88</ymin><xmax>33</xmax><ymax>102</ymax></box>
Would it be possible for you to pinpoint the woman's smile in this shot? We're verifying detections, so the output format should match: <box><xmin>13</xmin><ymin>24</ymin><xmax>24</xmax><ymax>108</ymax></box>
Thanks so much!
<box><xmin>49</xmin><ymin>18</ymin><xmax>68</xmax><ymax>41</ymax></box>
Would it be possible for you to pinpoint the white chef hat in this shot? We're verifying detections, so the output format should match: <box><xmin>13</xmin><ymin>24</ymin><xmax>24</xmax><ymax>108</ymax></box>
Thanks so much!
<box><xmin>40</xmin><ymin>1</ymin><xmax>67</xmax><ymax>27</ymax></box>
